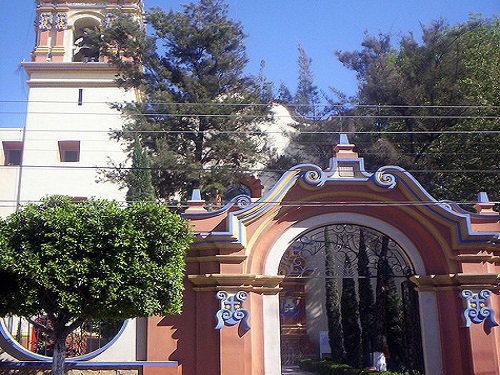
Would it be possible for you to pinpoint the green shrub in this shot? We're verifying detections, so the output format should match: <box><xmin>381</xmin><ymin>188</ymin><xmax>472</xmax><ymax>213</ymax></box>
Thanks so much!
<box><xmin>297</xmin><ymin>358</ymin><xmax>416</xmax><ymax>375</ymax></box>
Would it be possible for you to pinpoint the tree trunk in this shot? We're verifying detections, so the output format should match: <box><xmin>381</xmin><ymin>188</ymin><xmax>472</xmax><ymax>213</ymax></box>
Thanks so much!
<box><xmin>51</xmin><ymin>333</ymin><xmax>66</xmax><ymax>375</ymax></box>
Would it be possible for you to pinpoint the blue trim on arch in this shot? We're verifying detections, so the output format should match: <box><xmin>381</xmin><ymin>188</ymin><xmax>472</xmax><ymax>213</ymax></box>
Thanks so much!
<box><xmin>0</xmin><ymin>318</ymin><xmax>128</xmax><ymax>361</ymax></box>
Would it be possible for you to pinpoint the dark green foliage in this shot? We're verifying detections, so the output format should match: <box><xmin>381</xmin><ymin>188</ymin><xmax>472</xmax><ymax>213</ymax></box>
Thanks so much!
<box><xmin>126</xmin><ymin>136</ymin><xmax>156</xmax><ymax>202</ymax></box>
<box><xmin>357</xmin><ymin>229</ymin><xmax>376</xmax><ymax>367</ymax></box>
<box><xmin>324</xmin><ymin>228</ymin><xmax>344</xmax><ymax>363</ymax></box>
<box><xmin>277</xmin><ymin>82</ymin><xmax>293</xmax><ymax>103</ymax></box>
<box><xmin>401</xmin><ymin>280</ymin><xmax>425</xmax><ymax>373</ymax></box>
<box><xmin>298</xmin><ymin>358</ymin><xmax>418</xmax><ymax>375</ymax></box>
<box><xmin>382</xmin><ymin>269</ymin><xmax>405</xmax><ymax>369</ymax></box>
<box><xmin>340</xmin><ymin>257</ymin><xmax>362</xmax><ymax>367</ymax></box>
<box><xmin>374</xmin><ymin>236</ymin><xmax>389</xmax><ymax>352</ymax></box>
<box><xmin>99</xmin><ymin>0</ymin><xmax>272</xmax><ymax>200</ymax></box>
<box><xmin>374</xmin><ymin>236</ymin><xmax>404</xmax><ymax>368</ymax></box>
<box><xmin>294</xmin><ymin>44</ymin><xmax>321</xmax><ymax>120</ymax></box>
<box><xmin>335</xmin><ymin>17</ymin><xmax>500</xmax><ymax>202</ymax></box>
<box><xmin>0</xmin><ymin>195</ymin><xmax>192</xmax><ymax>375</ymax></box>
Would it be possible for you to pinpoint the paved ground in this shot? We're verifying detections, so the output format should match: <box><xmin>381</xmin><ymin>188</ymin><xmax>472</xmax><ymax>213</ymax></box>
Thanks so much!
<box><xmin>281</xmin><ymin>365</ymin><xmax>317</xmax><ymax>375</ymax></box>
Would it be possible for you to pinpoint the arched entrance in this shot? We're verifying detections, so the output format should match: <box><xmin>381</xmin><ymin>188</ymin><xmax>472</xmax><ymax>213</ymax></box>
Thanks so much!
<box><xmin>261</xmin><ymin>213</ymin><xmax>442</xmax><ymax>375</ymax></box>
<box><xmin>278</xmin><ymin>223</ymin><xmax>424</xmax><ymax>373</ymax></box>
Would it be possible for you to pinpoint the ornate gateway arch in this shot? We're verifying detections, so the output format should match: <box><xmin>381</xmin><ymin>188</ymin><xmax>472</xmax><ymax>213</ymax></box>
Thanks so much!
<box><xmin>171</xmin><ymin>134</ymin><xmax>499</xmax><ymax>375</ymax></box>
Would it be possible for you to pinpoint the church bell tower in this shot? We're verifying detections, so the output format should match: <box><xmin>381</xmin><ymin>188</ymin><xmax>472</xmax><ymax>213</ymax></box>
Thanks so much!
<box><xmin>16</xmin><ymin>0</ymin><xmax>143</xmax><ymax>207</ymax></box>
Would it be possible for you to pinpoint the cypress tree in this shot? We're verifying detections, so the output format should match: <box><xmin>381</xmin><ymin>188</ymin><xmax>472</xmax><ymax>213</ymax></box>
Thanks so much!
<box><xmin>357</xmin><ymin>228</ymin><xmax>376</xmax><ymax>367</ymax></box>
<box><xmin>401</xmin><ymin>280</ymin><xmax>425</xmax><ymax>373</ymax></box>
<box><xmin>341</xmin><ymin>256</ymin><xmax>362</xmax><ymax>367</ymax></box>
<box><xmin>375</xmin><ymin>236</ymin><xmax>405</xmax><ymax>370</ymax></box>
<box><xmin>324</xmin><ymin>227</ymin><xmax>344</xmax><ymax>362</ymax></box>
<box><xmin>126</xmin><ymin>137</ymin><xmax>155</xmax><ymax>202</ymax></box>
<box><xmin>373</xmin><ymin>236</ymin><xmax>388</xmax><ymax>353</ymax></box>
<box><xmin>383</xmin><ymin>263</ymin><xmax>405</xmax><ymax>370</ymax></box>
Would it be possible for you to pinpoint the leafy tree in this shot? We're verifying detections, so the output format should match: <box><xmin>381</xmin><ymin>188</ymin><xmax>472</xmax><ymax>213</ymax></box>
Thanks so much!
<box><xmin>335</xmin><ymin>17</ymin><xmax>500</xmax><ymax>202</ymax></box>
<box><xmin>324</xmin><ymin>228</ymin><xmax>344</xmax><ymax>362</ymax></box>
<box><xmin>126</xmin><ymin>136</ymin><xmax>156</xmax><ymax>202</ymax></box>
<box><xmin>99</xmin><ymin>0</ymin><xmax>272</xmax><ymax>200</ymax></box>
<box><xmin>0</xmin><ymin>196</ymin><xmax>192</xmax><ymax>375</ymax></box>
<box><xmin>340</xmin><ymin>256</ymin><xmax>361</xmax><ymax>367</ymax></box>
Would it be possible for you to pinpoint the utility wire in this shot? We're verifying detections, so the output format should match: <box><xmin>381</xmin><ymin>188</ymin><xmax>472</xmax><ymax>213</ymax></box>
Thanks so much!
<box><xmin>1</xmin><ymin>165</ymin><xmax>498</xmax><ymax>174</ymax></box>
<box><xmin>1</xmin><ymin>128</ymin><xmax>499</xmax><ymax>135</ymax></box>
<box><xmin>0</xmin><ymin>199</ymin><xmax>497</xmax><ymax>207</ymax></box>
<box><xmin>1</xmin><ymin>100</ymin><xmax>499</xmax><ymax>109</ymax></box>
<box><xmin>1</xmin><ymin>111</ymin><xmax>499</xmax><ymax>120</ymax></box>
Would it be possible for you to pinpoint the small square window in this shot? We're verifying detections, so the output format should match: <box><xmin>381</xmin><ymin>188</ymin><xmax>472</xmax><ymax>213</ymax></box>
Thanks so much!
<box><xmin>58</xmin><ymin>141</ymin><xmax>80</xmax><ymax>162</ymax></box>
<box><xmin>2</xmin><ymin>141</ymin><xmax>23</xmax><ymax>166</ymax></box>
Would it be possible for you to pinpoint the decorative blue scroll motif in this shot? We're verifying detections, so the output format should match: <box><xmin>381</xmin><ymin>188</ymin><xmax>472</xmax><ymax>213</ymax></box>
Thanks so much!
<box><xmin>280</xmin><ymin>293</ymin><xmax>299</xmax><ymax>320</ymax></box>
<box><xmin>461</xmin><ymin>290</ymin><xmax>499</xmax><ymax>328</ymax></box>
<box><xmin>215</xmin><ymin>291</ymin><xmax>250</xmax><ymax>330</ymax></box>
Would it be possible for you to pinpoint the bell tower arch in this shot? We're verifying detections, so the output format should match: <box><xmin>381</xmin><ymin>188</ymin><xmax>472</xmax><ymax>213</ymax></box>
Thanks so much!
<box><xmin>32</xmin><ymin>0</ymin><xmax>143</xmax><ymax>62</ymax></box>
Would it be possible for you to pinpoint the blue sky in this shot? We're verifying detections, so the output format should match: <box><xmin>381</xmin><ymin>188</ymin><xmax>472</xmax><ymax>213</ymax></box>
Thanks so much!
<box><xmin>0</xmin><ymin>0</ymin><xmax>498</xmax><ymax>127</ymax></box>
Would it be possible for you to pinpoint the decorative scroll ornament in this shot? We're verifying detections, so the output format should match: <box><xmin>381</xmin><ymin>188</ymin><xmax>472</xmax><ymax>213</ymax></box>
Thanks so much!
<box><xmin>235</xmin><ymin>194</ymin><xmax>252</xmax><ymax>208</ymax></box>
<box><xmin>373</xmin><ymin>167</ymin><xmax>397</xmax><ymax>189</ymax></box>
<box><xmin>105</xmin><ymin>13</ymin><xmax>116</xmax><ymax>28</ymax></box>
<box><xmin>39</xmin><ymin>13</ymin><xmax>53</xmax><ymax>30</ymax></box>
<box><xmin>215</xmin><ymin>291</ymin><xmax>250</xmax><ymax>330</ymax></box>
<box><xmin>55</xmin><ymin>13</ymin><xmax>67</xmax><ymax>30</ymax></box>
<box><xmin>280</xmin><ymin>292</ymin><xmax>299</xmax><ymax>319</ymax></box>
<box><xmin>461</xmin><ymin>290</ymin><xmax>498</xmax><ymax>328</ymax></box>
<box><xmin>302</xmin><ymin>165</ymin><xmax>325</xmax><ymax>187</ymax></box>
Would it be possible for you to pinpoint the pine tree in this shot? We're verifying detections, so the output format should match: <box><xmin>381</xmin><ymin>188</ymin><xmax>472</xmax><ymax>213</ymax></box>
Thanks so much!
<box><xmin>100</xmin><ymin>0</ymin><xmax>272</xmax><ymax>200</ymax></box>
<box><xmin>277</xmin><ymin>82</ymin><xmax>293</xmax><ymax>103</ymax></box>
<box><xmin>126</xmin><ymin>137</ymin><xmax>155</xmax><ymax>202</ymax></box>
<box><xmin>294</xmin><ymin>44</ymin><xmax>320</xmax><ymax>120</ymax></box>
<box><xmin>324</xmin><ymin>227</ymin><xmax>344</xmax><ymax>362</ymax></box>
<box><xmin>357</xmin><ymin>228</ymin><xmax>376</xmax><ymax>367</ymax></box>
<box><xmin>341</xmin><ymin>256</ymin><xmax>362</xmax><ymax>367</ymax></box>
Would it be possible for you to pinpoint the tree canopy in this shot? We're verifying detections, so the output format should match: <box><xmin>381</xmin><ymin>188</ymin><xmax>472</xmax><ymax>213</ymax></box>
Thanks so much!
<box><xmin>285</xmin><ymin>17</ymin><xmax>499</xmax><ymax>203</ymax></box>
<box><xmin>0</xmin><ymin>196</ymin><xmax>192</xmax><ymax>375</ymax></box>
<box><xmin>99</xmin><ymin>0</ymin><xmax>273</xmax><ymax>201</ymax></box>
<box><xmin>335</xmin><ymin>17</ymin><xmax>499</xmax><ymax>201</ymax></box>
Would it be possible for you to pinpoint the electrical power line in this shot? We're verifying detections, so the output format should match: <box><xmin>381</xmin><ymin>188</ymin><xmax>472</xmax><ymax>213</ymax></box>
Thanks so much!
<box><xmin>1</xmin><ymin>99</ymin><xmax>499</xmax><ymax>109</ymax></box>
<box><xmin>1</xmin><ymin>128</ymin><xmax>499</xmax><ymax>135</ymax></box>
<box><xmin>0</xmin><ymin>199</ymin><xmax>497</xmax><ymax>207</ymax></box>
<box><xmin>1</xmin><ymin>110</ymin><xmax>499</xmax><ymax>120</ymax></box>
<box><xmin>1</xmin><ymin>164</ymin><xmax>498</xmax><ymax>174</ymax></box>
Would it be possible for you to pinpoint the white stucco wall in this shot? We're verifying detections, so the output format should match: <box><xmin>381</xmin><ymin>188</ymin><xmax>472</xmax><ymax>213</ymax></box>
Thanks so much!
<box><xmin>19</xmin><ymin>79</ymin><xmax>133</xmax><ymax>206</ymax></box>
<box><xmin>0</xmin><ymin>129</ymin><xmax>24</xmax><ymax>217</ymax></box>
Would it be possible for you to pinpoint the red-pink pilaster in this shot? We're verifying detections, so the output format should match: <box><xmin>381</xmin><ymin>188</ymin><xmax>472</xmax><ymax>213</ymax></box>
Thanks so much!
<box><xmin>194</xmin><ymin>291</ymin><xmax>220</xmax><ymax>374</ymax></box>
<box><xmin>468</xmin><ymin>321</ymin><xmax>500</xmax><ymax>375</ymax></box>
<box><xmin>437</xmin><ymin>289</ymin><xmax>474</xmax><ymax>375</ymax></box>
<box><xmin>218</xmin><ymin>294</ymin><xmax>262</xmax><ymax>375</ymax></box>
<box><xmin>38</xmin><ymin>30</ymin><xmax>49</xmax><ymax>47</ymax></box>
